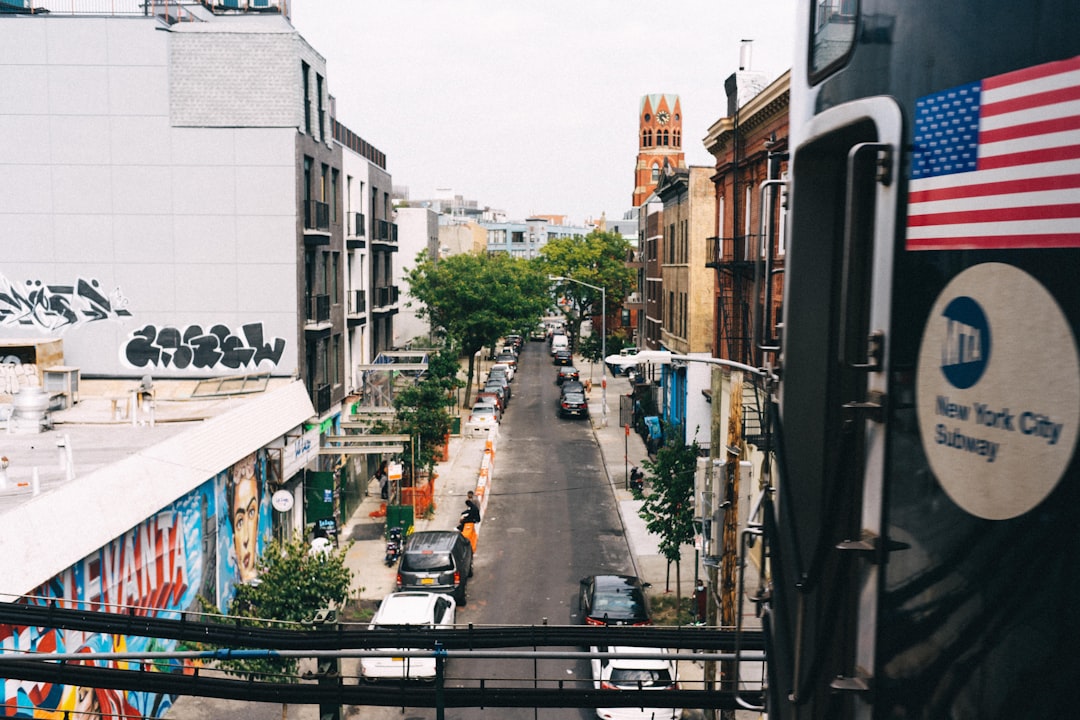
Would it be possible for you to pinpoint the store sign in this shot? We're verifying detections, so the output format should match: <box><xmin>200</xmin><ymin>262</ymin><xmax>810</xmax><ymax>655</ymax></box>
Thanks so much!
<box><xmin>282</xmin><ymin>427</ymin><xmax>321</xmax><ymax>479</ymax></box>
<box><xmin>271</xmin><ymin>489</ymin><xmax>294</xmax><ymax>513</ymax></box>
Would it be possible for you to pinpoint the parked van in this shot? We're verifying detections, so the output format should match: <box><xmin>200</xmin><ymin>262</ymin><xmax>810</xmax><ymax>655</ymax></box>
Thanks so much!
<box><xmin>396</xmin><ymin>530</ymin><xmax>474</xmax><ymax>605</ymax></box>
<box><xmin>550</xmin><ymin>334</ymin><xmax>569</xmax><ymax>355</ymax></box>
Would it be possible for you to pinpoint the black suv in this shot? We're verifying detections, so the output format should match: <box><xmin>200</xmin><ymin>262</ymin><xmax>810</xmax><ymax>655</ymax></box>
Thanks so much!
<box><xmin>396</xmin><ymin>531</ymin><xmax>474</xmax><ymax>605</ymax></box>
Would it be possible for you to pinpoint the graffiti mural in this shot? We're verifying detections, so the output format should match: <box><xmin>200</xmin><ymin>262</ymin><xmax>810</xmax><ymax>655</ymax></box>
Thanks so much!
<box><xmin>216</xmin><ymin>450</ymin><xmax>272</xmax><ymax>607</ymax></box>
<box><xmin>0</xmin><ymin>451</ymin><xmax>273</xmax><ymax>718</ymax></box>
<box><xmin>0</xmin><ymin>275</ymin><xmax>132</xmax><ymax>333</ymax></box>
<box><xmin>124</xmin><ymin>323</ymin><xmax>286</xmax><ymax>371</ymax></box>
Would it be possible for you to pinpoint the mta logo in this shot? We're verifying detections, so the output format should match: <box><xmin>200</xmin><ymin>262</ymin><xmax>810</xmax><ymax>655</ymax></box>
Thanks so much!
<box><xmin>940</xmin><ymin>295</ymin><xmax>990</xmax><ymax>389</ymax></box>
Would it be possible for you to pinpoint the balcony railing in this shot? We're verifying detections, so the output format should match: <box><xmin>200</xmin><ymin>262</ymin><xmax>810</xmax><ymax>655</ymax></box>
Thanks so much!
<box><xmin>348</xmin><ymin>211</ymin><xmax>366</xmax><ymax>238</ymax></box>
<box><xmin>375</xmin><ymin>220</ymin><xmax>398</xmax><ymax>244</ymax></box>
<box><xmin>304</xmin><ymin>200</ymin><xmax>330</xmax><ymax>232</ymax></box>
<box><xmin>315</xmin><ymin>383</ymin><xmax>332</xmax><ymax>415</ymax></box>
<box><xmin>307</xmin><ymin>293</ymin><xmax>330</xmax><ymax>324</ymax></box>
<box><xmin>373</xmin><ymin>285</ymin><xmax>399</xmax><ymax>308</ymax></box>
<box><xmin>349</xmin><ymin>289</ymin><xmax>367</xmax><ymax>315</ymax></box>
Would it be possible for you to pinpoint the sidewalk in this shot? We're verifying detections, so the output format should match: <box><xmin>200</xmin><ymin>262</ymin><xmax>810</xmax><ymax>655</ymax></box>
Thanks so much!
<box><xmin>339</xmin><ymin>432</ymin><xmax>494</xmax><ymax>603</ymax></box>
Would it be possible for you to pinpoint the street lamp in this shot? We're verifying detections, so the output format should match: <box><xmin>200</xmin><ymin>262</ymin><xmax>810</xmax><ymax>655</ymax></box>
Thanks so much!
<box><xmin>548</xmin><ymin>275</ymin><xmax>607</xmax><ymax>427</ymax></box>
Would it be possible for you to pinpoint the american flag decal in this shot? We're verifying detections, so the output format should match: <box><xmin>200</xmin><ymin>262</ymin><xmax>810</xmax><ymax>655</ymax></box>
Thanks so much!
<box><xmin>906</xmin><ymin>55</ymin><xmax>1080</xmax><ymax>250</ymax></box>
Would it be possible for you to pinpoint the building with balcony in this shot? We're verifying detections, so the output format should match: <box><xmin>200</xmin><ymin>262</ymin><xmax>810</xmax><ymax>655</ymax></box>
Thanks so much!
<box><xmin>0</xmin><ymin>5</ymin><xmax>391</xmax><ymax>715</ymax></box>
<box><xmin>704</xmin><ymin>70</ymin><xmax>789</xmax><ymax>373</ymax></box>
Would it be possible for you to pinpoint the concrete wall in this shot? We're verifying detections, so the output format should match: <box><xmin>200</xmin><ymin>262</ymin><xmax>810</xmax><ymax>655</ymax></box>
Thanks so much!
<box><xmin>0</xmin><ymin>17</ymin><xmax>307</xmax><ymax>378</ymax></box>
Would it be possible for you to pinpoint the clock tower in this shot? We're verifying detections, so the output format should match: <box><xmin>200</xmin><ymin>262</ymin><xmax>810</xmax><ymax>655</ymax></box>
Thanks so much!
<box><xmin>633</xmin><ymin>94</ymin><xmax>686</xmax><ymax>207</ymax></box>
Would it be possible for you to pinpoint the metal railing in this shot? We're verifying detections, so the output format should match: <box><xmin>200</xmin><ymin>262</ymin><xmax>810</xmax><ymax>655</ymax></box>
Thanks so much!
<box><xmin>304</xmin><ymin>200</ymin><xmax>330</xmax><ymax>232</ymax></box>
<box><xmin>348</xmin><ymin>211</ymin><xmax>365</xmax><ymax>238</ymax></box>
<box><xmin>315</xmin><ymin>382</ymin><xmax>332</xmax><ymax>415</ymax></box>
<box><xmin>306</xmin><ymin>293</ymin><xmax>330</xmax><ymax>324</ymax></box>
<box><xmin>349</xmin><ymin>289</ymin><xmax>366</xmax><ymax>315</ymax></box>
<box><xmin>373</xmin><ymin>285</ymin><xmax>398</xmax><ymax>307</ymax></box>
<box><xmin>4</xmin><ymin>0</ymin><xmax>286</xmax><ymax>19</ymax></box>
<box><xmin>375</xmin><ymin>219</ymin><xmax>397</xmax><ymax>243</ymax></box>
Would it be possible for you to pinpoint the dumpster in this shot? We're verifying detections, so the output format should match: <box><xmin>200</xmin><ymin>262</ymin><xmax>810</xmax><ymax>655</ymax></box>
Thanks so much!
<box><xmin>386</xmin><ymin>504</ymin><xmax>414</xmax><ymax>537</ymax></box>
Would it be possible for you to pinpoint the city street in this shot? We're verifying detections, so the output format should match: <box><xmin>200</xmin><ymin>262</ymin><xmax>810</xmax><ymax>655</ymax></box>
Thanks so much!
<box><xmin>352</xmin><ymin>339</ymin><xmax>635</xmax><ymax>720</ymax></box>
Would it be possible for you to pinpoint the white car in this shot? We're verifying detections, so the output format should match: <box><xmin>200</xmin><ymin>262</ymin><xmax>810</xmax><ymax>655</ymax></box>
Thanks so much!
<box><xmin>465</xmin><ymin>404</ymin><xmax>499</xmax><ymax>435</ymax></box>
<box><xmin>359</xmin><ymin>591</ymin><xmax>457</xmax><ymax>681</ymax></box>
<box><xmin>590</xmin><ymin>646</ymin><xmax>681</xmax><ymax>720</ymax></box>
<box><xmin>489</xmin><ymin>362</ymin><xmax>515</xmax><ymax>382</ymax></box>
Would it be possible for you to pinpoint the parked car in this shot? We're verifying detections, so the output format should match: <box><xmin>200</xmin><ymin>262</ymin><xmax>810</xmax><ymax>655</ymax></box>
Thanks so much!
<box><xmin>590</xmin><ymin>645</ymin><xmax>681</xmax><ymax>720</ymax></box>
<box><xmin>465</xmin><ymin>404</ymin><xmax>499</xmax><ymax>434</ymax></box>
<box><xmin>556</xmin><ymin>366</ymin><xmax>581</xmax><ymax>385</ymax></box>
<box><xmin>559</xmin><ymin>390</ymin><xmax>589</xmax><ymax>418</ymax></box>
<box><xmin>476</xmin><ymin>389</ymin><xmax>504</xmax><ymax>412</ymax></box>
<box><xmin>550</xmin><ymin>334</ymin><xmax>570</xmax><ymax>356</ymax></box>
<box><xmin>495</xmin><ymin>350</ymin><xmax>519</xmax><ymax>369</ymax></box>
<box><xmin>485</xmin><ymin>373</ymin><xmax>512</xmax><ymax>400</ymax></box>
<box><xmin>484</xmin><ymin>381</ymin><xmax>511</xmax><ymax>405</ymax></box>
<box><xmin>505</xmin><ymin>334</ymin><xmax>524</xmax><ymax>351</ymax></box>
<box><xmin>397</xmin><ymin>530</ymin><xmax>474</xmax><ymax>605</ymax></box>
<box><xmin>579</xmin><ymin>575</ymin><xmax>652</xmax><ymax>626</ymax></box>
<box><xmin>553</xmin><ymin>349</ymin><xmax>573</xmax><ymax>366</ymax></box>
<box><xmin>606</xmin><ymin>347</ymin><xmax>640</xmax><ymax>376</ymax></box>
<box><xmin>359</xmin><ymin>591</ymin><xmax>457</xmax><ymax>682</ymax></box>
<box><xmin>489</xmin><ymin>362</ymin><xmax>515</xmax><ymax>382</ymax></box>
<box><xmin>560</xmin><ymin>380</ymin><xmax>585</xmax><ymax>398</ymax></box>
<box><xmin>472</xmin><ymin>397</ymin><xmax>501</xmax><ymax>422</ymax></box>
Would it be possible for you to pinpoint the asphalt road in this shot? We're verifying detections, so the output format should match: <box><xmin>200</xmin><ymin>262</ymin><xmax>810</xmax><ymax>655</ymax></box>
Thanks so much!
<box><xmin>354</xmin><ymin>340</ymin><xmax>635</xmax><ymax>720</ymax></box>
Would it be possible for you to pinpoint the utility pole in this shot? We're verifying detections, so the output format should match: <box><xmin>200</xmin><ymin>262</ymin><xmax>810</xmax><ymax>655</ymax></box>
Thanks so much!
<box><xmin>720</xmin><ymin>370</ymin><xmax>743</xmax><ymax>720</ymax></box>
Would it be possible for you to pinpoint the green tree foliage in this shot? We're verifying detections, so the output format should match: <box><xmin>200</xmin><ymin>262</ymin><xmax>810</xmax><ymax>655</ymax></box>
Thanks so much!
<box><xmin>393</xmin><ymin>345</ymin><xmax>464</xmax><ymax>475</ymax></box>
<box><xmin>638</xmin><ymin>427</ymin><xmax>699</xmax><ymax>617</ymax></box>
<box><xmin>406</xmin><ymin>251</ymin><xmax>549</xmax><ymax>401</ymax></box>
<box><xmin>538</xmin><ymin>230</ymin><xmax>635</xmax><ymax>355</ymax></box>
<box><xmin>215</xmin><ymin>536</ymin><xmax>353</xmax><ymax>680</ymax></box>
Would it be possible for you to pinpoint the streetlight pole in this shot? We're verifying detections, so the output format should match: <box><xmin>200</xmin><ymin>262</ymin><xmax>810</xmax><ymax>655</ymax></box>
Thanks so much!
<box><xmin>548</xmin><ymin>275</ymin><xmax>607</xmax><ymax>427</ymax></box>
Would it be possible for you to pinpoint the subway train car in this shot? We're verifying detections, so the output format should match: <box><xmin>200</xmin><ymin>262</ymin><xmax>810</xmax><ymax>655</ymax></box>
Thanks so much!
<box><xmin>765</xmin><ymin>1</ymin><xmax>1080</xmax><ymax>718</ymax></box>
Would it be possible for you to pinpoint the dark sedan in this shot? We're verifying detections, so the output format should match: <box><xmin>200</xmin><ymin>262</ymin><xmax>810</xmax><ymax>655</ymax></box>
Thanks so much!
<box><xmin>556</xmin><ymin>366</ymin><xmax>580</xmax><ymax>384</ymax></box>
<box><xmin>552</xmin><ymin>349</ymin><xmax>573</xmax><ymax>365</ymax></box>
<box><xmin>579</xmin><ymin>574</ymin><xmax>652</xmax><ymax>626</ymax></box>
<box><xmin>558</xmin><ymin>391</ymin><xmax>589</xmax><ymax>418</ymax></box>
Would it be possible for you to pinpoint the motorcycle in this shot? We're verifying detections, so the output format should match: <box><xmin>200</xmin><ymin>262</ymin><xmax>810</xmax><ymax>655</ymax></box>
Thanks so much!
<box><xmin>384</xmin><ymin>526</ymin><xmax>403</xmax><ymax>567</ymax></box>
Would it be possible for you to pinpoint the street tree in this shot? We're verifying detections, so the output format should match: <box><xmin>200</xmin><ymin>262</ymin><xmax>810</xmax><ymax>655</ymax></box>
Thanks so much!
<box><xmin>638</xmin><ymin>427</ymin><xmax>699</xmax><ymax>620</ymax></box>
<box><xmin>215</xmin><ymin>535</ymin><xmax>353</xmax><ymax>681</ymax></box>
<box><xmin>406</xmin><ymin>251</ymin><xmax>549</xmax><ymax>401</ymax></box>
<box><xmin>538</xmin><ymin>230</ymin><xmax>634</xmax><ymax>356</ymax></box>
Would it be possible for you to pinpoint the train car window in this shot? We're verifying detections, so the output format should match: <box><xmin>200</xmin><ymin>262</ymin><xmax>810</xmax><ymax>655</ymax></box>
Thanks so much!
<box><xmin>810</xmin><ymin>0</ymin><xmax>858</xmax><ymax>81</ymax></box>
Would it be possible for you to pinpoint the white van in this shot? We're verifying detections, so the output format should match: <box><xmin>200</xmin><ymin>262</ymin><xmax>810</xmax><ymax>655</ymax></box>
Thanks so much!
<box><xmin>550</xmin><ymin>334</ymin><xmax>569</xmax><ymax>355</ymax></box>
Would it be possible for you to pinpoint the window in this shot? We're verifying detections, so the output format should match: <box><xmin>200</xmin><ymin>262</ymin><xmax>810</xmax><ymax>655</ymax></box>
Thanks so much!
<box><xmin>303</xmin><ymin>157</ymin><xmax>312</xmax><ymax>203</ymax></box>
<box><xmin>331</xmin><ymin>168</ymin><xmax>339</xmax><ymax>223</ymax></box>
<box><xmin>651</xmin><ymin>164</ymin><xmax>660</xmax><ymax>183</ymax></box>
<box><xmin>332</xmin><ymin>334</ymin><xmax>341</xmax><ymax>387</ymax></box>
<box><xmin>301</xmin><ymin>62</ymin><xmax>311</xmax><ymax>135</ymax></box>
<box><xmin>744</xmin><ymin>185</ymin><xmax>753</xmax><ymax>259</ymax></box>
<box><xmin>674</xmin><ymin>130</ymin><xmax>681</xmax><ymax>147</ymax></box>
<box><xmin>321</xmin><ymin>164</ymin><xmax>329</xmax><ymax>202</ymax></box>
<box><xmin>717</xmin><ymin>195</ymin><xmax>726</xmax><ymax>259</ymax></box>
<box><xmin>330</xmin><ymin>252</ymin><xmax>340</xmax><ymax>304</ymax></box>
<box><xmin>316</xmin><ymin>74</ymin><xmax>325</xmax><ymax>140</ymax></box>
<box><xmin>811</xmin><ymin>0</ymin><xmax>857</xmax><ymax>80</ymax></box>
<box><xmin>643</xmin><ymin>129</ymin><xmax>652</xmax><ymax>148</ymax></box>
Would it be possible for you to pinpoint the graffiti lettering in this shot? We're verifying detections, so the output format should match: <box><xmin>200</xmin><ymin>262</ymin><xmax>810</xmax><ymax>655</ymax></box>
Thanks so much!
<box><xmin>0</xmin><ymin>275</ymin><xmax>132</xmax><ymax>333</ymax></box>
<box><xmin>124</xmin><ymin>323</ymin><xmax>285</xmax><ymax>371</ymax></box>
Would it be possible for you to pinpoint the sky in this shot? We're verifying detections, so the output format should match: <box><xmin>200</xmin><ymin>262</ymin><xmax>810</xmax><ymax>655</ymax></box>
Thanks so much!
<box><xmin>289</xmin><ymin>1</ymin><xmax>797</xmax><ymax>226</ymax></box>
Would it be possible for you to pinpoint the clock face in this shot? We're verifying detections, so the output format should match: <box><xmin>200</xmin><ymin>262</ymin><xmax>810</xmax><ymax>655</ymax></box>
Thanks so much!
<box><xmin>657</xmin><ymin>110</ymin><xmax>670</xmax><ymax>125</ymax></box>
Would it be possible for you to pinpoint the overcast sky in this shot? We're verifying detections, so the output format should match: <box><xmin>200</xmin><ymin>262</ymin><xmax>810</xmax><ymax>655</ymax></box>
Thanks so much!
<box><xmin>289</xmin><ymin>1</ymin><xmax>796</xmax><ymax>226</ymax></box>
